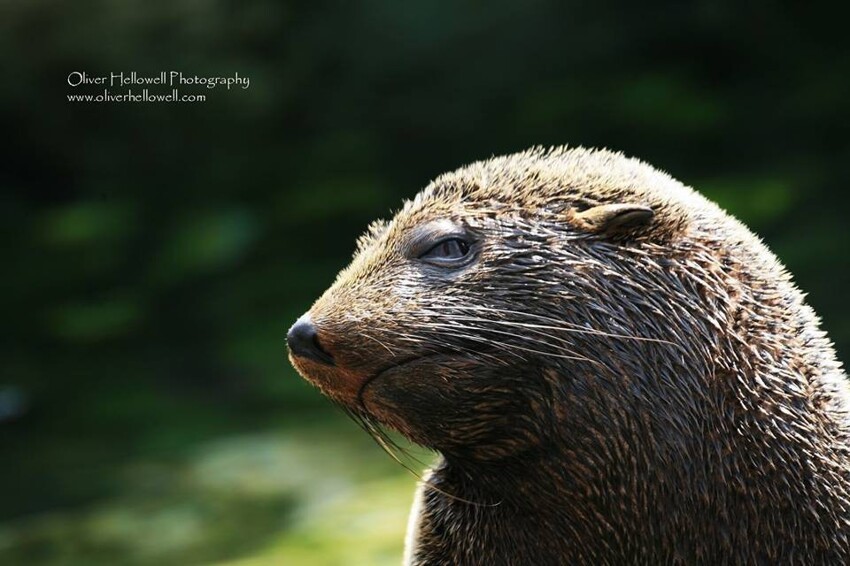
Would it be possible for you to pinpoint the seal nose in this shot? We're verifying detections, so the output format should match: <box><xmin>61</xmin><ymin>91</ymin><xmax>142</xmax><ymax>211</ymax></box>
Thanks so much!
<box><xmin>287</xmin><ymin>314</ymin><xmax>334</xmax><ymax>366</ymax></box>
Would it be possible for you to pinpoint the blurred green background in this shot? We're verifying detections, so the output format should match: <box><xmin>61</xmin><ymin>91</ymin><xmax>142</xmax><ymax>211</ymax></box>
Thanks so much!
<box><xmin>1</xmin><ymin>1</ymin><xmax>848</xmax><ymax>564</ymax></box>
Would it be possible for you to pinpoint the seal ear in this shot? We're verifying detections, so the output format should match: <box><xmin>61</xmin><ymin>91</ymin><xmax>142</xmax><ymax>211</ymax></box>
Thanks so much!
<box><xmin>572</xmin><ymin>204</ymin><xmax>654</xmax><ymax>234</ymax></box>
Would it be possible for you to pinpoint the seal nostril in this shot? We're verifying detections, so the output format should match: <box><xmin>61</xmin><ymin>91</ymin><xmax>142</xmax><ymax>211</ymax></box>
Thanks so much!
<box><xmin>287</xmin><ymin>314</ymin><xmax>335</xmax><ymax>366</ymax></box>
<box><xmin>311</xmin><ymin>333</ymin><xmax>330</xmax><ymax>358</ymax></box>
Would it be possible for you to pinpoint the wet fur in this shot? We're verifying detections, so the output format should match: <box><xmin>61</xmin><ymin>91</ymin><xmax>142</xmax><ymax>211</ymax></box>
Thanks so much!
<box><xmin>289</xmin><ymin>147</ymin><xmax>850</xmax><ymax>564</ymax></box>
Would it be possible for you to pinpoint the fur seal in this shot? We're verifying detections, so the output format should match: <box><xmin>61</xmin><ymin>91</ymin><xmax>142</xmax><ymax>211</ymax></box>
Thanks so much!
<box><xmin>288</xmin><ymin>146</ymin><xmax>850</xmax><ymax>564</ymax></box>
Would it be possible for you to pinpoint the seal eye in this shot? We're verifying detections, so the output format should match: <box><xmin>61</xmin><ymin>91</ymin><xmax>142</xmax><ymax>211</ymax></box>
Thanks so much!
<box><xmin>419</xmin><ymin>238</ymin><xmax>471</xmax><ymax>265</ymax></box>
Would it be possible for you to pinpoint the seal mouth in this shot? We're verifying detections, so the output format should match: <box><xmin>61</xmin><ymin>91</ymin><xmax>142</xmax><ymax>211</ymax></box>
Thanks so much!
<box><xmin>356</xmin><ymin>355</ymin><xmax>431</xmax><ymax>407</ymax></box>
<box><xmin>355</xmin><ymin>349</ymin><xmax>498</xmax><ymax>409</ymax></box>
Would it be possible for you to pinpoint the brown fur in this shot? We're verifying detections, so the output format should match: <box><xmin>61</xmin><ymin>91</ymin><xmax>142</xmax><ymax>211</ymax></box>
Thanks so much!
<box><xmin>289</xmin><ymin>146</ymin><xmax>850</xmax><ymax>564</ymax></box>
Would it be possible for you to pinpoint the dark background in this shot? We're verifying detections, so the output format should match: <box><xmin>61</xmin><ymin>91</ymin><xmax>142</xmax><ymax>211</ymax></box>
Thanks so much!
<box><xmin>2</xmin><ymin>1</ymin><xmax>848</xmax><ymax>564</ymax></box>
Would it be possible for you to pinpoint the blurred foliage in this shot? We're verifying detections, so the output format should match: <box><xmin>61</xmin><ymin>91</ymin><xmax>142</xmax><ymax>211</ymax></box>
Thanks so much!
<box><xmin>1</xmin><ymin>0</ymin><xmax>848</xmax><ymax>564</ymax></box>
<box><xmin>0</xmin><ymin>423</ymin><xmax>415</xmax><ymax>565</ymax></box>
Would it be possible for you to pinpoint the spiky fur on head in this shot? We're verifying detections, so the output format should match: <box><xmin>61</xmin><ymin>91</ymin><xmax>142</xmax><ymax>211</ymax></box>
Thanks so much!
<box><xmin>289</xmin><ymin>146</ymin><xmax>850</xmax><ymax>564</ymax></box>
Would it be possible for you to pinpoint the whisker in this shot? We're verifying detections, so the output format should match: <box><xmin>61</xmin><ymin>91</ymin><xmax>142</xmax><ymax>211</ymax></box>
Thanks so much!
<box><xmin>360</xmin><ymin>331</ymin><xmax>397</xmax><ymax>357</ymax></box>
<box><xmin>427</xmin><ymin>321</ymin><xmax>600</xmax><ymax>365</ymax></box>
<box><xmin>424</xmin><ymin>304</ymin><xmax>675</xmax><ymax>346</ymax></box>
<box><xmin>435</xmin><ymin>316</ymin><xmax>600</xmax><ymax>358</ymax></box>
<box><xmin>340</xmin><ymin>404</ymin><xmax>498</xmax><ymax>508</ymax></box>
<box><xmin>390</xmin><ymin>330</ymin><xmax>513</xmax><ymax>366</ymax></box>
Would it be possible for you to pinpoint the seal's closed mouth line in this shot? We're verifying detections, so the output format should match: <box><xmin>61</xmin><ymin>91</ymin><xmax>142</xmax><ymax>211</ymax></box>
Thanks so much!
<box><xmin>356</xmin><ymin>355</ymin><xmax>431</xmax><ymax>405</ymax></box>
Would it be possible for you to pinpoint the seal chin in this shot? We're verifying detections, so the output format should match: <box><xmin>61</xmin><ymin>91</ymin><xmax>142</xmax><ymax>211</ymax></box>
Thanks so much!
<box><xmin>360</xmin><ymin>355</ymin><xmax>480</xmax><ymax>417</ymax></box>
